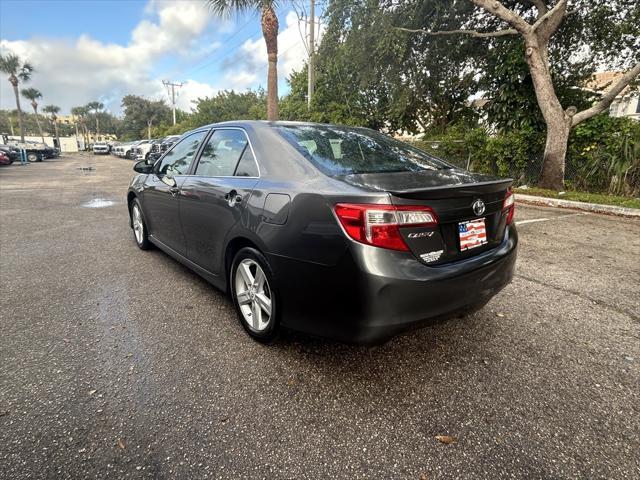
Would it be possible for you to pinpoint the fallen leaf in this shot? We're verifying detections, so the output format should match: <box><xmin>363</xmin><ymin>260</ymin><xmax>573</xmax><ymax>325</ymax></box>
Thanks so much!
<box><xmin>117</xmin><ymin>438</ymin><xmax>126</xmax><ymax>450</ymax></box>
<box><xmin>435</xmin><ymin>435</ymin><xmax>457</xmax><ymax>445</ymax></box>
<box><xmin>496</xmin><ymin>313</ymin><xmax>505</xmax><ymax>318</ymax></box>
<box><xmin>88</xmin><ymin>390</ymin><xmax>97</xmax><ymax>396</ymax></box>
<box><xmin>419</xmin><ymin>474</ymin><xmax>429</xmax><ymax>480</ymax></box>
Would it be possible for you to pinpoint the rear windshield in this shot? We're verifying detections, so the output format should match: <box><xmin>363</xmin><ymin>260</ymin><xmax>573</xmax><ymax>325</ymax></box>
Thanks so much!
<box><xmin>275</xmin><ymin>125</ymin><xmax>451</xmax><ymax>175</ymax></box>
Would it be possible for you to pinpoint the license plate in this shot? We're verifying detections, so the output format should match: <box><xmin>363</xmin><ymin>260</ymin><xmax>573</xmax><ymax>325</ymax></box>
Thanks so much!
<box><xmin>458</xmin><ymin>218</ymin><xmax>487</xmax><ymax>251</ymax></box>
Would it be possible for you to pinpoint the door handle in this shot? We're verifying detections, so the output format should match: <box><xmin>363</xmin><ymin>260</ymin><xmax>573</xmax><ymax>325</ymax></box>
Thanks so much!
<box><xmin>170</xmin><ymin>186</ymin><xmax>180</xmax><ymax>197</ymax></box>
<box><xmin>224</xmin><ymin>190</ymin><xmax>243</xmax><ymax>207</ymax></box>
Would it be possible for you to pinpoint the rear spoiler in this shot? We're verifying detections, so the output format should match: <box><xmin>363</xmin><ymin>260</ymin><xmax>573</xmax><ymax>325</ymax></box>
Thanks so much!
<box><xmin>388</xmin><ymin>179</ymin><xmax>513</xmax><ymax>200</ymax></box>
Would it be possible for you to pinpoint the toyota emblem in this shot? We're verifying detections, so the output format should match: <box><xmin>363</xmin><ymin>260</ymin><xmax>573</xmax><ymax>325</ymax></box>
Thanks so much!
<box><xmin>472</xmin><ymin>199</ymin><xmax>486</xmax><ymax>216</ymax></box>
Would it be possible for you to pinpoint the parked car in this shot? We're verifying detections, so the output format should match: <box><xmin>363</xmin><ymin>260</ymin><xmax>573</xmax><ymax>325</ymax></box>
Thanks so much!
<box><xmin>0</xmin><ymin>150</ymin><xmax>12</xmax><ymax>166</ymax></box>
<box><xmin>93</xmin><ymin>142</ymin><xmax>110</xmax><ymax>155</ymax></box>
<box><xmin>113</xmin><ymin>142</ymin><xmax>132</xmax><ymax>158</ymax></box>
<box><xmin>160</xmin><ymin>135</ymin><xmax>180</xmax><ymax>153</ymax></box>
<box><xmin>132</xmin><ymin>139</ymin><xmax>156</xmax><ymax>161</ymax></box>
<box><xmin>0</xmin><ymin>144</ymin><xmax>20</xmax><ymax>163</ymax></box>
<box><xmin>127</xmin><ymin>121</ymin><xmax>517</xmax><ymax>344</ymax></box>
<box><xmin>2</xmin><ymin>137</ymin><xmax>50</xmax><ymax>162</ymax></box>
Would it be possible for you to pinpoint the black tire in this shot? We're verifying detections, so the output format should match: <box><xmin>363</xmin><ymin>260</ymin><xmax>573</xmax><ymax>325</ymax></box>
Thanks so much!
<box><xmin>130</xmin><ymin>199</ymin><xmax>151</xmax><ymax>250</ymax></box>
<box><xmin>27</xmin><ymin>152</ymin><xmax>38</xmax><ymax>163</ymax></box>
<box><xmin>230</xmin><ymin>247</ymin><xmax>280</xmax><ymax>343</ymax></box>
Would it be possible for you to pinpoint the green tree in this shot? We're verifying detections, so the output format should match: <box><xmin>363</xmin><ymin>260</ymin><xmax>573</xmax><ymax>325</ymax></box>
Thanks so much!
<box><xmin>42</xmin><ymin>105</ymin><xmax>61</xmax><ymax>149</ymax></box>
<box><xmin>71</xmin><ymin>106</ymin><xmax>90</xmax><ymax>146</ymax></box>
<box><xmin>0</xmin><ymin>53</ymin><xmax>34</xmax><ymax>142</ymax></box>
<box><xmin>86</xmin><ymin>101</ymin><xmax>104</xmax><ymax>139</ymax></box>
<box><xmin>121</xmin><ymin>95</ymin><xmax>171</xmax><ymax>140</ymax></box>
<box><xmin>285</xmin><ymin>0</ymin><xmax>481</xmax><ymax>132</ymax></box>
<box><xmin>207</xmin><ymin>0</ymin><xmax>280</xmax><ymax>120</ymax></box>
<box><xmin>21</xmin><ymin>87</ymin><xmax>45</xmax><ymax>143</ymax></box>
<box><xmin>400</xmin><ymin>0</ymin><xmax>640</xmax><ymax>190</ymax></box>
<box><xmin>190</xmin><ymin>90</ymin><xmax>267</xmax><ymax>125</ymax></box>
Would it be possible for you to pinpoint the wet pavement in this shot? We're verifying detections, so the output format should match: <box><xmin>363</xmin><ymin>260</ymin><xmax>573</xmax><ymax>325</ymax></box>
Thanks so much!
<box><xmin>1</xmin><ymin>153</ymin><xmax>639</xmax><ymax>479</ymax></box>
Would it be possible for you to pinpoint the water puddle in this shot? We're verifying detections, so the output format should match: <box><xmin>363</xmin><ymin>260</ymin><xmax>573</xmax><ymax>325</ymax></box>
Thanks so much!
<box><xmin>82</xmin><ymin>198</ymin><xmax>116</xmax><ymax>208</ymax></box>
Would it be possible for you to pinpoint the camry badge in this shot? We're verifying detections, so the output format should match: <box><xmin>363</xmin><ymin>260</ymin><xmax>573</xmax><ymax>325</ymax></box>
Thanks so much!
<box><xmin>472</xmin><ymin>199</ymin><xmax>486</xmax><ymax>216</ymax></box>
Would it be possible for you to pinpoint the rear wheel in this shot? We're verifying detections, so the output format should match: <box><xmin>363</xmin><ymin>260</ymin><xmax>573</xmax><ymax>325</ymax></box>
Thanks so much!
<box><xmin>130</xmin><ymin>199</ymin><xmax>151</xmax><ymax>250</ymax></box>
<box><xmin>27</xmin><ymin>152</ymin><xmax>38</xmax><ymax>162</ymax></box>
<box><xmin>230</xmin><ymin>248</ymin><xmax>279</xmax><ymax>342</ymax></box>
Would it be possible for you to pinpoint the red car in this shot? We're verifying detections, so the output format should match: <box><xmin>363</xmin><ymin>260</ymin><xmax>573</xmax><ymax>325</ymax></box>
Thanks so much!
<box><xmin>0</xmin><ymin>150</ymin><xmax>13</xmax><ymax>166</ymax></box>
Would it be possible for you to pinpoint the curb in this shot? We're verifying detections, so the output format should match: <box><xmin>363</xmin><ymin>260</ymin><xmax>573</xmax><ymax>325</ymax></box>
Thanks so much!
<box><xmin>515</xmin><ymin>193</ymin><xmax>640</xmax><ymax>218</ymax></box>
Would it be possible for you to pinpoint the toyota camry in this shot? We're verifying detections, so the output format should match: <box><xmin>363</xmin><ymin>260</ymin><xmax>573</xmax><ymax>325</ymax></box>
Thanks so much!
<box><xmin>127</xmin><ymin>121</ymin><xmax>517</xmax><ymax>344</ymax></box>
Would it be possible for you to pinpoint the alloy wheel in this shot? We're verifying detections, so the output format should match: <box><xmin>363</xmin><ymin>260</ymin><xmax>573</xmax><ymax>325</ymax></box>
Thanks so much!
<box><xmin>132</xmin><ymin>205</ymin><xmax>144</xmax><ymax>244</ymax></box>
<box><xmin>234</xmin><ymin>259</ymin><xmax>272</xmax><ymax>332</ymax></box>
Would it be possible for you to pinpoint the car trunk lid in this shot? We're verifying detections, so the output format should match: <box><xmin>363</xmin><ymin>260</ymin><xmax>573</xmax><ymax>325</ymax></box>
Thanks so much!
<box><xmin>336</xmin><ymin>169</ymin><xmax>512</xmax><ymax>264</ymax></box>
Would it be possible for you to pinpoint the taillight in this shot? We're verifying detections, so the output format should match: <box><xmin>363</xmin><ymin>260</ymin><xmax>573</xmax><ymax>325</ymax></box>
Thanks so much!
<box><xmin>334</xmin><ymin>203</ymin><xmax>438</xmax><ymax>251</ymax></box>
<box><xmin>503</xmin><ymin>189</ymin><xmax>515</xmax><ymax>225</ymax></box>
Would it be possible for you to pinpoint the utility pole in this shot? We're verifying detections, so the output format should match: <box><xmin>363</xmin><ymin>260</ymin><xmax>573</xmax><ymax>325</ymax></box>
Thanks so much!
<box><xmin>307</xmin><ymin>0</ymin><xmax>315</xmax><ymax>110</ymax></box>
<box><xmin>163</xmin><ymin>80</ymin><xmax>183</xmax><ymax>125</ymax></box>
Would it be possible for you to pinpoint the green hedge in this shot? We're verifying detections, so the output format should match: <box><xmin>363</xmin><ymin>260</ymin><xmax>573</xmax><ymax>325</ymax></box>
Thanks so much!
<box><xmin>410</xmin><ymin>115</ymin><xmax>640</xmax><ymax>196</ymax></box>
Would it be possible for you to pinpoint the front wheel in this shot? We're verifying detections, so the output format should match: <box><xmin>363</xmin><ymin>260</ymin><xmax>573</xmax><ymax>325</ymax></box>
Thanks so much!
<box><xmin>230</xmin><ymin>248</ymin><xmax>279</xmax><ymax>343</ymax></box>
<box><xmin>27</xmin><ymin>152</ymin><xmax>39</xmax><ymax>162</ymax></box>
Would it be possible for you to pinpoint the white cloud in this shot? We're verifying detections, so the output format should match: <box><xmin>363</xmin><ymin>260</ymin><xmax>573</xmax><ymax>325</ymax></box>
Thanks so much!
<box><xmin>224</xmin><ymin>11</ymin><xmax>324</xmax><ymax>88</ymax></box>
<box><xmin>0</xmin><ymin>5</ymin><xmax>324</xmax><ymax>116</ymax></box>
<box><xmin>174</xmin><ymin>79</ymin><xmax>217</xmax><ymax>111</ymax></box>
<box><xmin>0</xmin><ymin>0</ymin><xmax>215</xmax><ymax>114</ymax></box>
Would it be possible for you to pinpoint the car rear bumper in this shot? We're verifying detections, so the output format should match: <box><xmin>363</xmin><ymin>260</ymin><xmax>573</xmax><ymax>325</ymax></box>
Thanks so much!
<box><xmin>270</xmin><ymin>224</ymin><xmax>517</xmax><ymax>344</ymax></box>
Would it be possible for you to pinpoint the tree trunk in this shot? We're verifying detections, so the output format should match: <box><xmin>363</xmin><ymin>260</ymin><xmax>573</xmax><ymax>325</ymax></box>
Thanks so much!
<box><xmin>32</xmin><ymin>103</ymin><xmax>45</xmax><ymax>144</ymax></box>
<box><xmin>147</xmin><ymin>121</ymin><xmax>152</xmax><ymax>140</ymax></box>
<box><xmin>262</xmin><ymin>5</ymin><xmax>279</xmax><ymax>121</ymax></box>
<box><xmin>539</xmin><ymin>119</ymin><xmax>571</xmax><ymax>190</ymax></box>
<box><xmin>53</xmin><ymin>120</ymin><xmax>60</xmax><ymax>151</ymax></box>
<box><xmin>96</xmin><ymin>116</ymin><xmax>100</xmax><ymax>140</ymax></box>
<box><xmin>11</xmin><ymin>80</ymin><xmax>25</xmax><ymax>143</ymax></box>
<box><xmin>523</xmin><ymin>38</ymin><xmax>568</xmax><ymax>190</ymax></box>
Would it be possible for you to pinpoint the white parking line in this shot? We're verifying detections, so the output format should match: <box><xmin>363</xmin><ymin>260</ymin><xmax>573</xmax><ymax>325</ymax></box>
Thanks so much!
<box><xmin>516</xmin><ymin>212</ymin><xmax>589</xmax><ymax>226</ymax></box>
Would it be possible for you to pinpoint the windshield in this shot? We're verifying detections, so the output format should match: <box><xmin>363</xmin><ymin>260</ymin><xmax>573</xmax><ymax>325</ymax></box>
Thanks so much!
<box><xmin>275</xmin><ymin>124</ymin><xmax>451</xmax><ymax>176</ymax></box>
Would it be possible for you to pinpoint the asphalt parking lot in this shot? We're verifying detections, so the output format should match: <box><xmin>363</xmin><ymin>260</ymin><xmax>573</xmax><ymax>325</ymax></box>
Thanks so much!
<box><xmin>1</xmin><ymin>153</ymin><xmax>639</xmax><ymax>479</ymax></box>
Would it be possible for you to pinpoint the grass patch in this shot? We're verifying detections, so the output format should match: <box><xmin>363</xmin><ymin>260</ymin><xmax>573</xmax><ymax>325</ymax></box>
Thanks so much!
<box><xmin>515</xmin><ymin>187</ymin><xmax>640</xmax><ymax>209</ymax></box>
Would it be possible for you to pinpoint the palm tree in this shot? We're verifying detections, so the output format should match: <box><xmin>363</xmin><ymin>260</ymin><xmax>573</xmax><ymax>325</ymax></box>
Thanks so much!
<box><xmin>42</xmin><ymin>105</ymin><xmax>61</xmax><ymax>151</ymax></box>
<box><xmin>21</xmin><ymin>87</ymin><xmax>45</xmax><ymax>143</ymax></box>
<box><xmin>207</xmin><ymin>0</ymin><xmax>279</xmax><ymax>121</ymax></box>
<box><xmin>71</xmin><ymin>106</ymin><xmax>90</xmax><ymax>148</ymax></box>
<box><xmin>86</xmin><ymin>101</ymin><xmax>104</xmax><ymax>140</ymax></box>
<box><xmin>0</xmin><ymin>53</ymin><xmax>34</xmax><ymax>142</ymax></box>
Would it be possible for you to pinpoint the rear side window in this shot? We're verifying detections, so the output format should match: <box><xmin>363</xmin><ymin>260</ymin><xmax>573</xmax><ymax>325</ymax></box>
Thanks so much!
<box><xmin>196</xmin><ymin>129</ymin><xmax>255</xmax><ymax>177</ymax></box>
<box><xmin>234</xmin><ymin>148</ymin><xmax>259</xmax><ymax>177</ymax></box>
<box><xmin>275</xmin><ymin>125</ymin><xmax>451</xmax><ymax>176</ymax></box>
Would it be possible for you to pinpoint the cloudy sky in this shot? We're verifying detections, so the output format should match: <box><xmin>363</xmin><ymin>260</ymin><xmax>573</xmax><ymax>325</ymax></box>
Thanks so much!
<box><xmin>0</xmin><ymin>0</ymin><xmax>322</xmax><ymax>115</ymax></box>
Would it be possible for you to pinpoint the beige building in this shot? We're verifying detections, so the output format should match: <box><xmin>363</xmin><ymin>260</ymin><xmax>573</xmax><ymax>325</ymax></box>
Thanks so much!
<box><xmin>589</xmin><ymin>71</ymin><xmax>640</xmax><ymax>121</ymax></box>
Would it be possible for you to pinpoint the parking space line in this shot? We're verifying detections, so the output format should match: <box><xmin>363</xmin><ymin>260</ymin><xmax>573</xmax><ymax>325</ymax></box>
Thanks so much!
<box><xmin>516</xmin><ymin>212</ymin><xmax>589</xmax><ymax>226</ymax></box>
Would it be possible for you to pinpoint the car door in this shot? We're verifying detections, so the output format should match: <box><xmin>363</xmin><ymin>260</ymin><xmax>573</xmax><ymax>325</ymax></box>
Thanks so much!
<box><xmin>142</xmin><ymin>130</ymin><xmax>208</xmax><ymax>254</ymax></box>
<box><xmin>180</xmin><ymin>128</ymin><xmax>260</xmax><ymax>274</ymax></box>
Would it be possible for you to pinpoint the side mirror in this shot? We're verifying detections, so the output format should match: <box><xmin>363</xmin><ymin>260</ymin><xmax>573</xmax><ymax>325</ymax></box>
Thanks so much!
<box><xmin>133</xmin><ymin>160</ymin><xmax>153</xmax><ymax>174</ymax></box>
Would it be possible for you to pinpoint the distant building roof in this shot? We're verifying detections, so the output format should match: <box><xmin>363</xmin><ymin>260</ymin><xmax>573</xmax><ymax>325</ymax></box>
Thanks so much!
<box><xmin>586</xmin><ymin>71</ymin><xmax>638</xmax><ymax>97</ymax></box>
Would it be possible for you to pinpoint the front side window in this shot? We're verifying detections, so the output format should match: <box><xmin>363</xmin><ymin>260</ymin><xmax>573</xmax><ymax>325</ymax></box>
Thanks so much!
<box><xmin>195</xmin><ymin>129</ymin><xmax>255</xmax><ymax>177</ymax></box>
<box><xmin>275</xmin><ymin>125</ymin><xmax>451</xmax><ymax>176</ymax></box>
<box><xmin>156</xmin><ymin>131</ymin><xmax>207</xmax><ymax>176</ymax></box>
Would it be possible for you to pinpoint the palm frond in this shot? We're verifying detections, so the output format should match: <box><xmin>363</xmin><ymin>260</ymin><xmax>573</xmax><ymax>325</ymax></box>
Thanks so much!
<box><xmin>18</xmin><ymin>62</ymin><xmax>34</xmax><ymax>82</ymax></box>
<box><xmin>21</xmin><ymin>87</ymin><xmax>42</xmax><ymax>101</ymax></box>
<box><xmin>42</xmin><ymin>104</ymin><xmax>60</xmax><ymax>114</ymax></box>
<box><xmin>206</xmin><ymin>0</ymin><xmax>269</xmax><ymax>17</ymax></box>
<box><xmin>0</xmin><ymin>53</ymin><xmax>21</xmax><ymax>75</ymax></box>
